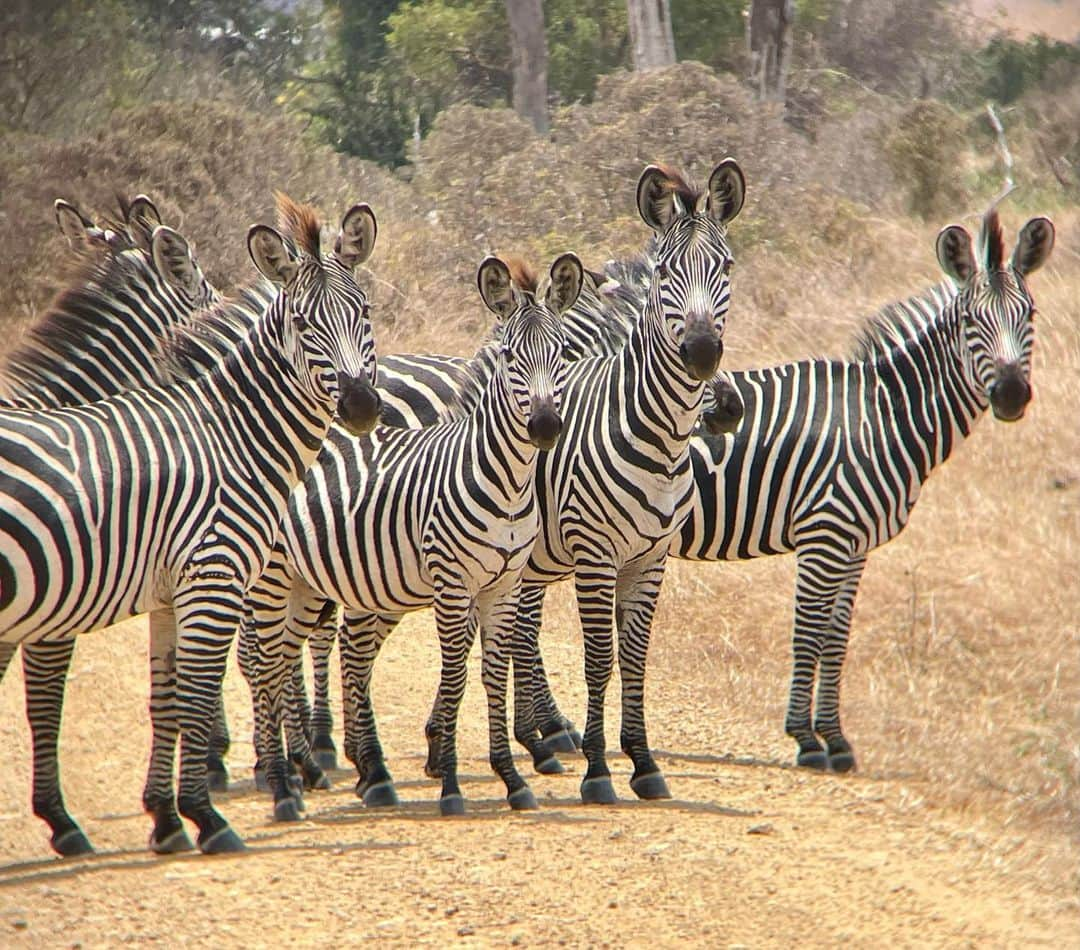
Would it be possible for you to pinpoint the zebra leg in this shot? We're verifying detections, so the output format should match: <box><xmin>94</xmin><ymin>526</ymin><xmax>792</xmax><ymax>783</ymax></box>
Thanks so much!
<box><xmin>309</xmin><ymin>606</ymin><xmax>339</xmax><ymax>771</ymax></box>
<box><xmin>423</xmin><ymin>611</ymin><xmax>478</xmax><ymax>780</ymax></box>
<box><xmin>282</xmin><ymin>596</ymin><xmax>332</xmax><ymax>793</ymax></box>
<box><xmin>576</xmin><ymin>564</ymin><xmax>619</xmax><ymax>805</ymax></box>
<box><xmin>284</xmin><ymin>657</ymin><xmax>316</xmax><ymax>794</ymax></box>
<box><xmin>813</xmin><ymin>557</ymin><xmax>867</xmax><ymax>774</ymax></box>
<box><xmin>513</xmin><ymin>585</ymin><xmax>577</xmax><ymax>763</ymax></box>
<box><xmin>143</xmin><ymin>611</ymin><xmax>194</xmax><ymax>854</ymax></box>
<box><xmin>616</xmin><ymin>559</ymin><xmax>671</xmax><ymax>800</ymax></box>
<box><xmin>236</xmin><ymin>608</ymin><xmax>271</xmax><ymax>793</ymax></box>
<box><xmin>480</xmin><ymin>583</ymin><xmax>537</xmax><ymax>810</ymax></box>
<box><xmin>22</xmin><ymin>639</ymin><xmax>95</xmax><ymax>857</ymax></box>
<box><xmin>246</xmin><ymin>564</ymin><xmax>309</xmax><ymax>822</ymax></box>
<box><xmin>173</xmin><ymin>586</ymin><xmax>247</xmax><ymax>853</ymax></box>
<box><xmin>432</xmin><ymin>585</ymin><xmax>478</xmax><ymax>816</ymax></box>
<box><xmin>338</xmin><ymin>609</ymin><xmax>401</xmax><ymax>807</ymax></box>
<box><xmin>786</xmin><ymin>548</ymin><xmax>851</xmax><ymax>771</ymax></box>
<box><xmin>207</xmin><ymin>689</ymin><xmax>230</xmax><ymax>793</ymax></box>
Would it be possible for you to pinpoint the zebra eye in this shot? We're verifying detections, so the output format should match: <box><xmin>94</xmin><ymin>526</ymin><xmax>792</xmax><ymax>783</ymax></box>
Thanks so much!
<box><xmin>293</xmin><ymin>314</ymin><xmax>309</xmax><ymax>332</ymax></box>
<box><xmin>501</xmin><ymin>345</ymin><xmax>515</xmax><ymax>365</ymax></box>
<box><xmin>723</xmin><ymin>259</ymin><xmax>734</xmax><ymax>275</ymax></box>
<box><xmin>657</xmin><ymin>263</ymin><xmax>670</xmax><ymax>279</ymax></box>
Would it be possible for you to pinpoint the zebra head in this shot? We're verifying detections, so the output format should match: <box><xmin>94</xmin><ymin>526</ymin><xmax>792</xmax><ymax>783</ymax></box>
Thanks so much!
<box><xmin>936</xmin><ymin>210</ymin><xmax>1055</xmax><ymax>422</ymax></box>
<box><xmin>700</xmin><ymin>370</ymin><xmax>745</xmax><ymax>436</ymax></box>
<box><xmin>477</xmin><ymin>253</ymin><xmax>584</xmax><ymax>451</ymax></box>
<box><xmin>247</xmin><ymin>194</ymin><xmax>382</xmax><ymax>437</ymax></box>
<box><xmin>637</xmin><ymin>160</ymin><xmax>745</xmax><ymax>382</ymax></box>
<box><xmin>149</xmin><ymin>222</ymin><xmax>220</xmax><ymax>313</ymax></box>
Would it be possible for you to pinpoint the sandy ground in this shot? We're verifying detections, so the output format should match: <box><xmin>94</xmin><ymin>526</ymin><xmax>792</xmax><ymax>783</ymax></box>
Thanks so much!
<box><xmin>1</xmin><ymin>587</ymin><xmax>1077</xmax><ymax>949</ymax></box>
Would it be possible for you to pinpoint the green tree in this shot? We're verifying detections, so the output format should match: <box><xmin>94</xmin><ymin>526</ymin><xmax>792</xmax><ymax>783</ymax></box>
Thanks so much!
<box><xmin>289</xmin><ymin>0</ymin><xmax>414</xmax><ymax>167</ymax></box>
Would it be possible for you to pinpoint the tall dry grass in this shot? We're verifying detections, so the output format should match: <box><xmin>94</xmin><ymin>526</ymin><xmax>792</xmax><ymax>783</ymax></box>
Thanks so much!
<box><xmin>0</xmin><ymin>63</ymin><xmax>1075</xmax><ymax>882</ymax></box>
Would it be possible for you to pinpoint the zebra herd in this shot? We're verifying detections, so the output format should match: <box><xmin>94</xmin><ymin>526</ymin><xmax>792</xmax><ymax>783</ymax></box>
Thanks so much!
<box><xmin>0</xmin><ymin>161</ymin><xmax>1055</xmax><ymax>859</ymax></box>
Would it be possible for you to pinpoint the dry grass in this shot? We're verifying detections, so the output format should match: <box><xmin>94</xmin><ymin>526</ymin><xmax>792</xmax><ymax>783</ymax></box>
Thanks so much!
<box><xmin>0</xmin><ymin>63</ymin><xmax>1076</xmax><ymax>889</ymax></box>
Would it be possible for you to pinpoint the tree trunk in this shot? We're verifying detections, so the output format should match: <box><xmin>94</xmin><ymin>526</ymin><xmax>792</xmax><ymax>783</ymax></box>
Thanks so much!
<box><xmin>627</xmin><ymin>0</ymin><xmax>676</xmax><ymax>71</ymax></box>
<box><xmin>505</xmin><ymin>0</ymin><xmax>549</xmax><ymax>134</ymax></box>
<box><xmin>747</xmin><ymin>0</ymin><xmax>794</xmax><ymax>102</ymax></box>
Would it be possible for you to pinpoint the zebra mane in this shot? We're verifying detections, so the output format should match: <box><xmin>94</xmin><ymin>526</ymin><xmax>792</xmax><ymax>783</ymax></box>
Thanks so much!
<box><xmin>980</xmin><ymin>208</ymin><xmax>1005</xmax><ymax>273</ymax></box>
<box><xmin>505</xmin><ymin>257</ymin><xmax>539</xmax><ymax>295</ymax></box>
<box><xmin>275</xmin><ymin>191</ymin><xmax>322</xmax><ymax>259</ymax></box>
<box><xmin>153</xmin><ymin>283</ymin><xmax>271</xmax><ymax>384</ymax></box>
<box><xmin>849</xmin><ymin>282</ymin><xmax>957</xmax><ymax>361</ymax></box>
<box><xmin>654</xmin><ymin>164</ymin><xmax>703</xmax><ymax>211</ymax></box>
<box><xmin>1</xmin><ymin>245</ymin><xmax>152</xmax><ymax>394</ymax></box>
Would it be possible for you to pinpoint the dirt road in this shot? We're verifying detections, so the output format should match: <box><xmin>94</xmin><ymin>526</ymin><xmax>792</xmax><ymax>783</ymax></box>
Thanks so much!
<box><xmin>1</xmin><ymin>604</ymin><xmax>1076</xmax><ymax>947</ymax></box>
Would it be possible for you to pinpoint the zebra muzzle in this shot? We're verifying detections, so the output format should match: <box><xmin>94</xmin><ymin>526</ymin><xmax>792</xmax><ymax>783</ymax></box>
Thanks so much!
<box><xmin>702</xmin><ymin>376</ymin><xmax>744</xmax><ymax>436</ymax></box>
<box><xmin>680</xmin><ymin>331</ymin><xmax>723</xmax><ymax>382</ymax></box>
<box><xmin>989</xmin><ymin>367</ymin><xmax>1031</xmax><ymax>422</ymax></box>
<box><xmin>337</xmin><ymin>372</ymin><xmax>382</xmax><ymax>436</ymax></box>
<box><xmin>527</xmin><ymin>403</ymin><xmax>563</xmax><ymax>451</ymax></box>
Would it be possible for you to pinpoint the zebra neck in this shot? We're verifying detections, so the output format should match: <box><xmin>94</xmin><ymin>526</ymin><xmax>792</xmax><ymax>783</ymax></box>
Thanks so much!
<box><xmin>468</xmin><ymin>369</ymin><xmax>538</xmax><ymax>509</ymax></box>
<box><xmin>616</xmin><ymin>304</ymin><xmax>705</xmax><ymax>462</ymax></box>
<box><xmin>198</xmin><ymin>323</ymin><xmax>335</xmax><ymax>485</ymax></box>
<box><xmin>870</xmin><ymin>310</ymin><xmax>986</xmax><ymax>477</ymax></box>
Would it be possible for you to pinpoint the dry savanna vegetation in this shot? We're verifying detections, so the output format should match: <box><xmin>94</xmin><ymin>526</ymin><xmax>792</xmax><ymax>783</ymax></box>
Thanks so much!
<box><xmin>0</xmin><ymin>62</ymin><xmax>1077</xmax><ymax>946</ymax></box>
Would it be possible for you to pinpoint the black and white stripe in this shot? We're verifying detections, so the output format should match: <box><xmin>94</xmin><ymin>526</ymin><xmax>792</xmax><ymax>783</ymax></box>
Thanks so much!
<box><xmin>529</xmin><ymin>209</ymin><xmax>1055</xmax><ymax>773</ymax></box>
<box><xmin>239</xmin><ymin>254</ymin><xmax>583</xmax><ymax>818</ymax></box>
<box><xmin>0</xmin><ymin>196</ymin><xmax>381</xmax><ymax>856</ymax></box>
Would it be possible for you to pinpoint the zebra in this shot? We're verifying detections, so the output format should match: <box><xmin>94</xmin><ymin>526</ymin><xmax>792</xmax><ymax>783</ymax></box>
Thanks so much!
<box><xmin>243</xmin><ymin>263</ymin><xmax>644</xmax><ymax>779</ymax></box>
<box><xmin>1</xmin><ymin>194</ymin><xmax>241</xmax><ymax>854</ymax></box>
<box><xmin>0</xmin><ymin>193</ymin><xmax>382</xmax><ymax>856</ymax></box>
<box><xmin>522</xmin><ymin>208</ymin><xmax>1055</xmax><ymax>774</ymax></box>
<box><xmin>239</xmin><ymin>253</ymin><xmax>583</xmax><ymax>818</ymax></box>
<box><xmin>330</xmin><ymin>161</ymin><xmax>741</xmax><ymax>808</ymax></box>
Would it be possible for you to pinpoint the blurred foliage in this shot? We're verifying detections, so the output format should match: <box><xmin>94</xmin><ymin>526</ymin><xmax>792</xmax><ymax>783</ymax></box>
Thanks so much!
<box><xmin>286</xmin><ymin>0</ymin><xmax>414</xmax><ymax>168</ymax></box>
<box><xmin>669</xmin><ymin>0</ymin><xmax>745</xmax><ymax>72</ymax></box>
<box><xmin>967</xmin><ymin>34</ymin><xmax>1080</xmax><ymax>106</ymax></box>
<box><xmin>883</xmin><ymin>100</ymin><xmax>968</xmax><ymax>219</ymax></box>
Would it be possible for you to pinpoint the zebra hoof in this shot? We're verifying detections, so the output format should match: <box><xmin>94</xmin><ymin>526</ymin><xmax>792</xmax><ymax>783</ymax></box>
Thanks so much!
<box><xmin>361</xmin><ymin>780</ymin><xmax>399</xmax><ymax>808</ymax></box>
<box><xmin>315</xmin><ymin>749</ymin><xmax>339</xmax><ymax>772</ymax></box>
<box><xmin>829</xmin><ymin>751</ymin><xmax>857</xmax><ymax>774</ymax></box>
<box><xmin>310</xmin><ymin>772</ymin><xmax>332</xmax><ymax>791</ymax></box>
<box><xmin>543</xmin><ymin>729</ymin><xmax>578</xmax><ymax>755</ymax></box>
<box><xmin>630</xmin><ymin>772</ymin><xmax>672</xmax><ymax>800</ymax></box>
<box><xmin>569</xmin><ymin>729</ymin><xmax>583</xmax><ymax>750</ymax></box>
<box><xmin>198</xmin><ymin>825</ymin><xmax>247</xmax><ymax>855</ymax></box>
<box><xmin>274</xmin><ymin>797</ymin><xmax>304</xmax><ymax>823</ymax></box>
<box><xmin>439</xmin><ymin>794</ymin><xmax>466</xmax><ymax>817</ymax></box>
<box><xmin>286</xmin><ymin>775</ymin><xmax>305</xmax><ymax>801</ymax></box>
<box><xmin>796</xmin><ymin>750</ymin><xmax>828</xmax><ymax>771</ymax></box>
<box><xmin>52</xmin><ymin>827</ymin><xmax>94</xmax><ymax>857</ymax></box>
<box><xmin>150</xmin><ymin>827</ymin><xmax>195</xmax><ymax>855</ymax></box>
<box><xmin>508</xmin><ymin>786</ymin><xmax>539</xmax><ymax>811</ymax></box>
<box><xmin>534</xmin><ymin>755</ymin><xmax>565</xmax><ymax>776</ymax></box>
<box><xmin>580</xmin><ymin>776</ymin><xmax>618</xmax><ymax>805</ymax></box>
<box><xmin>254</xmin><ymin>768</ymin><xmax>270</xmax><ymax>793</ymax></box>
<box><xmin>207</xmin><ymin>769</ymin><xmax>229</xmax><ymax>794</ymax></box>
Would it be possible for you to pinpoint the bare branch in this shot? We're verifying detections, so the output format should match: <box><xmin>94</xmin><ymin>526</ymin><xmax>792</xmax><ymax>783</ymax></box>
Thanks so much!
<box><xmin>985</xmin><ymin>102</ymin><xmax>1016</xmax><ymax>211</ymax></box>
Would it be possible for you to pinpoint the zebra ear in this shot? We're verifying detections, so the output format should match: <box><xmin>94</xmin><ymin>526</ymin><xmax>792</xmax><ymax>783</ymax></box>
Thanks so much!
<box><xmin>936</xmin><ymin>224</ymin><xmax>976</xmax><ymax>283</ymax></box>
<box><xmin>637</xmin><ymin>165</ymin><xmax>680</xmax><ymax>233</ymax></box>
<box><xmin>54</xmin><ymin>200</ymin><xmax>100</xmax><ymax>250</ymax></box>
<box><xmin>706</xmin><ymin>159</ymin><xmax>745</xmax><ymax>225</ymax></box>
<box><xmin>248</xmin><ymin>224</ymin><xmax>300</xmax><ymax>287</ymax></box>
<box><xmin>477</xmin><ymin>256</ymin><xmax>515</xmax><ymax>320</ymax></box>
<box><xmin>125</xmin><ymin>195</ymin><xmax>163</xmax><ymax>253</ymax></box>
<box><xmin>151</xmin><ymin>226</ymin><xmax>202</xmax><ymax>297</ymax></box>
<box><xmin>544</xmin><ymin>253</ymin><xmax>584</xmax><ymax>316</ymax></box>
<box><xmin>335</xmin><ymin>203</ymin><xmax>377</xmax><ymax>270</ymax></box>
<box><xmin>1012</xmin><ymin>216</ymin><xmax>1055</xmax><ymax>276</ymax></box>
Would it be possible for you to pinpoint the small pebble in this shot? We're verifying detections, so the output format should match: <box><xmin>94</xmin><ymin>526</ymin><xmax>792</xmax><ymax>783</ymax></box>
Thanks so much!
<box><xmin>747</xmin><ymin>823</ymin><xmax>774</xmax><ymax>836</ymax></box>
